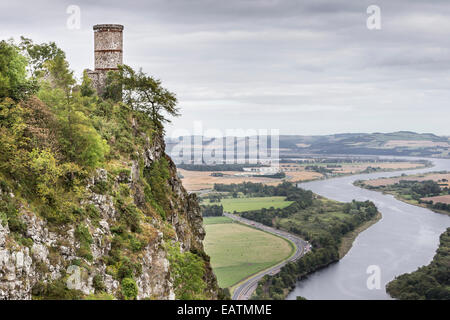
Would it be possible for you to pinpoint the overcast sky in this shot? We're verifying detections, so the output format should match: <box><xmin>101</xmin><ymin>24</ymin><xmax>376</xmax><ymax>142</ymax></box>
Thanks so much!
<box><xmin>2</xmin><ymin>0</ymin><xmax>450</xmax><ymax>137</ymax></box>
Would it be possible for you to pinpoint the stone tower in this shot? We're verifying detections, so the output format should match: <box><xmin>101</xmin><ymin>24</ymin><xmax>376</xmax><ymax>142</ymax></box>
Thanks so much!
<box><xmin>86</xmin><ymin>24</ymin><xmax>124</xmax><ymax>95</ymax></box>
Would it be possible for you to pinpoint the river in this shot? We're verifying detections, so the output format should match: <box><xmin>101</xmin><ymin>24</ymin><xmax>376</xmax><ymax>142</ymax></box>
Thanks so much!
<box><xmin>287</xmin><ymin>157</ymin><xmax>450</xmax><ymax>300</ymax></box>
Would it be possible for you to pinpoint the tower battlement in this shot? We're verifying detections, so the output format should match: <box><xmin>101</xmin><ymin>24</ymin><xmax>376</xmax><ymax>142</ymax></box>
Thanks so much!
<box><xmin>86</xmin><ymin>24</ymin><xmax>124</xmax><ymax>95</ymax></box>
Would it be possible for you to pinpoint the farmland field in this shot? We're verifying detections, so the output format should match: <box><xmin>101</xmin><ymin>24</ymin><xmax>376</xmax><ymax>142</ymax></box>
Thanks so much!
<box><xmin>203</xmin><ymin>221</ymin><xmax>293</xmax><ymax>288</ymax></box>
<box><xmin>178</xmin><ymin>161</ymin><xmax>427</xmax><ymax>192</ymax></box>
<box><xmin>203</xmin><ymin>196</ymin><xmax>293</xmax><ymax>213</ymax></box>
<box><xmin>177</xmin><ymin>169</ymin><xmax>286</xmax><ymax>191</ymax></box>
<box><xmin>421</xmin><ymin>195</ymin><xmax>450</xmax><ymax>205</ymax></box>
<box><xmin>361</xmin><ymin>172</ymin><xmax>450</xmax><ymax>188</ymax></box>
<box><xmin>203</xmin><ymin>216</ymin><xmax>233</xmax><ymax>225</ymax></box>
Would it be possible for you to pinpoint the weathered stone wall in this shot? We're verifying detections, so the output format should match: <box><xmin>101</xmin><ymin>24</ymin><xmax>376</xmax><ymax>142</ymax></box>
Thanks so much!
<box><xmin>94</xmin><ymin>24</ymin><xmax>123</xmax><ymax>70</ymax></box>
<box><xmin>87</xmin><ymin>24</ymin><xmax>124</xmax><ymax>95</ymax></box>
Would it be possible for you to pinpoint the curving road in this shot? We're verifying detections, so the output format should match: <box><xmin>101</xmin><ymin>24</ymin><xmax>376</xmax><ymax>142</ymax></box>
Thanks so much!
<box><xmin>224</xmin><ymin>212</ymin><xmax>310</xmax><ymax>300</ymax></box>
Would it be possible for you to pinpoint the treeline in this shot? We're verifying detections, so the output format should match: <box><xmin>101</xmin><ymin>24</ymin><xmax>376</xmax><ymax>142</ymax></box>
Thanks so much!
<box><xmin>386</xmin><ymin>228</ymin><xmax>450</xmax><ymax>300</ymax></box>
<box><xmin>419</xmin><ymin>200</ymin><xmax>450</xmax><ymax>213</ymax></box>
<box><xmin>305</xmin><ymin>165</ymin><xmax>333</xmax><ymax>174</ymax></box>
<box><xmin>213</xmin><ymin>181</ymin><xmax>313</xmax><ymax>203</ymax></box>
<box><xmin>410</xmin><ymin>180</ymin><xmax>443</xmax><ymax>197</ymax></box>
<box><xmin>254</xmin><ymin>172</ymin><xmax>286</xmax><ymax>179</ymax></box>
<box><xmin>178</xmin><ymin>163</ymin><xmax>266</xmax><ymax>171</ymax></box>
<box><xmin>369</xmin><ymin>180</ymin><xmax>443</xmax><ymax>199</ymax></box>
<box><xmin>201</xmin><ymin>204</ymin><xmax>223</xmax><ymax>217</ymax></box>
<box><xmin>361</xmin><ymin>166</ymin><xmax>383</xmax><ymax>173</ymax></box>
<box><xmin>244</xmin><ymin>199</ymin><xmax>377</xmax><ymax>253</ymax></box>
<box><xmin>254</xmin><ymin>247</ymin><xmax>339</xmax><ymax>300</ymax></box>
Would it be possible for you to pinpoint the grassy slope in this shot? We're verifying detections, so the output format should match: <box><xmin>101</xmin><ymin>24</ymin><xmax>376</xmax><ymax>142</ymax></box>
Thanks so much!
<box><xmin>203</xmin><ymin>196</ymin><xmax>293</xmax><ymax>213</ymax></box>
<box><xmin>203</xmin><ymin>221</ymin><xmax>293</xmax><ymax>288</ymax></box>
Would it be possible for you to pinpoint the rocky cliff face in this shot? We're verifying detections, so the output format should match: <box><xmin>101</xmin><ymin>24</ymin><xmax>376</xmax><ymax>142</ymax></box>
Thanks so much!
<box><xmin>0</xmin><ymin>133</ymin><xmax>219</xmax><ymax>300</ymax></box>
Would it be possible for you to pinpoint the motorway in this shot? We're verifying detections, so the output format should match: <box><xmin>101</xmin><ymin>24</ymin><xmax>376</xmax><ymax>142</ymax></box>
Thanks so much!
<box><xmin>223</xmin><ymin>212</ymin><xmax>310</xmax><ymax>300</ymax></box>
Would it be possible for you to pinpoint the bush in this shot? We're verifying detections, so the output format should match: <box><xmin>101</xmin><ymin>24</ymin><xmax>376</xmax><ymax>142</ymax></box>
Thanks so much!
<box><xmin>32</xmin><ymin>279</ymin><xmax>83</xmax><ymax>300</ymax></box>
<box><xmin>74</xmin><ymin>224</ymin><xmax>93</xmax><ymax>261</ymax></box>
<box><xmin>143</xmin><ymin>158</ymin><xmax>171</xmax><ymax>220</ymax></box>
<box><xmin>116</xmin><ymin>198</ymin><xmax>142</xmax><ymax>233</ymax></box>
<box><xmin>93</xmin><ymin>275</ymin><xmax>106</xmax><ymax>293</ymax></box>
<box><xmin>121</xmin><ymin>277</ymin><xmax>138</xmax><ymax>300</ymax></box>
<box><xmin>167</xmin><ymin>243</ymin><xmax>207</xmax><ymax>300</ymax></box>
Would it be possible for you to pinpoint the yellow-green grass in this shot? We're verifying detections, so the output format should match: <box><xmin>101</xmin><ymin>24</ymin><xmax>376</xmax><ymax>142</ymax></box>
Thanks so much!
<box><xmin>204</xmin><ymin>221</ymin><xmax>293</xmax><ymax>288</ymax></box>
<box><xmin>203</xmin><ymin>196</ymin><xmax>293</xmax><ymax>213</ymax></box>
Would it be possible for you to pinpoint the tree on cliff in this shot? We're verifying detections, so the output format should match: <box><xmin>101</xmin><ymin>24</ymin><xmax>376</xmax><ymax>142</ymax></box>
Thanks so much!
<box><xmin>0</xmin><ymin>40</ymin><xmax>38</xmax><ymax>101</ymax></box>
<box><xmin>104</xmin><ymin>64</ymin><xmax>180</xmax><ymax>130</ymax></box>
<box><xmin>0</xmin><ymin>36</ymin><xmax>220</xmax><ymax>300</ymax></box>
<box><xmin>19</xmin><ymin>36</ymin><xmax>65</xmax><ymax>78</ymax></box>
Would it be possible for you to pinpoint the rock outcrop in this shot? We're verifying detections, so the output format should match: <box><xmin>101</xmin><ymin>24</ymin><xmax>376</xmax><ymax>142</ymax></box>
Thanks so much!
<box><xmin>0</xmin><ymin>133</ymin><xmax>219</xmax><ymax>300</ymax></box>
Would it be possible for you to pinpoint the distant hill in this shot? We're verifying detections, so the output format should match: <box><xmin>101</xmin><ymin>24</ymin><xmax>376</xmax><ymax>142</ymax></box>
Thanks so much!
<box><xmin>167</xmin><ymin>131</ymin><xmax>450</xmax><ymax>159</ymax></box>
<box><xmin>278</xmin><ymin>131</ymin><xmax>450</xmax><ymax>158</ymax></box>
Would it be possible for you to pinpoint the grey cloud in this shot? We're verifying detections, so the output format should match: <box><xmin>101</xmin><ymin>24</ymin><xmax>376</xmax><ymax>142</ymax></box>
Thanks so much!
<box><xmin>1</xmin><ymin>0</ymin><xmax>450</xmax><ymax>135</ymax></box>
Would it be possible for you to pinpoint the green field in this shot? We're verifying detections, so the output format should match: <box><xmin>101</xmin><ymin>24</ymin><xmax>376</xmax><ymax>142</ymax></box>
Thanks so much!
<box><xmin>203</xmin><ymin>216</ymin><xmax>233</xmax><ymax>225</ymax></box>
<box><xmin>203</xmin><ymin>221</ymin><xmax>293</xmax><ymax>288</ymax></box>
<box><xmin>203</xmin><ymin>196</ymin><xmax>293</xmax><ymax>213</ymax></box>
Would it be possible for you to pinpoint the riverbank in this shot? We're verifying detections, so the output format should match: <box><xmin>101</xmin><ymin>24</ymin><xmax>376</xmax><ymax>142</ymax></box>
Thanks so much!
<box><xmin>386</xmin><ymin>228</ymin><xmax>450</xmax><ymax>300</ymax></box>
<box><xmin>385</xmin><ymin>192</ymin><xmax>449</xmax><ymax>216</ymax></box>
<box><xmin>285</xmin><ymin>157</ymin><xmax>450</xmax><ymax>300</ymax></box>
<box><xmin>338</xmin><ymin>211</ymin><xmax>382</xmax><ymax>258</ymax></box>
<box><xmin>354</xmin><ymin>173</ymin><xmax>450</xmax><ymax>217</ymax></box>
<box><xmin>290</xmin><ymin>161</ymin><xmax>431</xmax><ymax>185</ymax></box>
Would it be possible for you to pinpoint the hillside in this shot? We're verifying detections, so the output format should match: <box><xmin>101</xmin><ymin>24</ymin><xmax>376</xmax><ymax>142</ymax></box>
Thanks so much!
<box><xmin>278</xmin><ymin>132</ymin><xmax>450</xmax><ymax>158</ymax></box>
<box><xmin>0</xmin><ymin>39</ymin><xmax>219</xmax><ymax>299</ymax></box>
<box><xmin>167</xmin><ymin>132</ymin><xmax>450</xmax><ymax>160</ymax></box>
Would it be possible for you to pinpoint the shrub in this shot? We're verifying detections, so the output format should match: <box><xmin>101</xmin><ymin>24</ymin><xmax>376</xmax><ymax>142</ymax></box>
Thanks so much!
<box><xmin>116</xmin><ymin>198</ymin><xmax>141</xmax><ymax>233</ymax></box>
<box><xmin>121</xmin><ymin>277</ymin><xmax>138</xmax><ymax>300</ymax></box>
<box><xmin>143</xmin><ymin>158</ymin><xmax>171</xmax><ymax>220</ymax></box>
<box><xmin>167</xmin><ymin>243</ymin><xmax>207</xmax><ymax>300</ymax></box>
<box><xmin>32</xmin><ymin>279</ymin><xmax>83</xmax><ymax>300</ymax></box>
<box><xmin>74</xmin><ymin>224</ymin><xmax>93</xmax><ymax>261</ymax></box>
<box><xmin>93</xmin><ymin>275</ymin><xmax>106</xmax><ymax>293</ymax></box>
